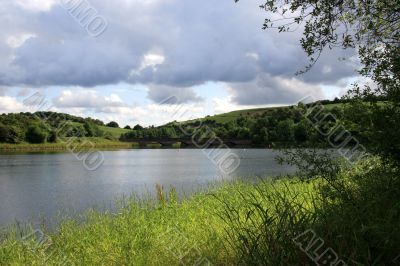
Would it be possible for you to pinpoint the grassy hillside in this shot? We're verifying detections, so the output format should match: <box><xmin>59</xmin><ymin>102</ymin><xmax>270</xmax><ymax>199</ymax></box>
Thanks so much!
<box><xmin>0</xmin><ymin>112</ymin><xmax>132</xmax><ymax>148</ymax></box>
<box><xmin>180</xmin><ymin>101</ymin><xmax>348</xmax><ymax>125</ymax></box>
<box><xmin>121</xmin><ymin>99</ymin><xmax>355</xmax><ymax>147</ymax></box>
<box><xmin>99</xmin><ymin>125</ymin><xmax>131</xmax><ymax>138</ymax></box>
<box><xmin>189</xmin><ymin>106</ymin><xmax>285</xmax><ymax>124</ymax></box>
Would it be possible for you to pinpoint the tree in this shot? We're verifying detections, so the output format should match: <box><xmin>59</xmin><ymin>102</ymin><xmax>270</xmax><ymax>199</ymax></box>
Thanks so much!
<box><xmin>0</xmin><ymin>123</ymin><xmax>10</xmax><ymax>143</ymax></box>
<box><xmin>84</xmin><ymin>121</ymin><xmax>95</xmax><ymax>137</ymax></box>
<box><xmin>239</xmin><ymin>0</ymin><xmax>400</xmax><ymax>161</ymax></box>
<box><xmin>26</xmin><ymin>126</ymin><xmax>47</xmax><ymax>144</ymax></box>
<box><xmin>133</xmin><ymin>124</ymin><xmax>144</xmax><ymax>130</ymax></box>
<box><xmin>83</xmin><ymin>121</ymin><xmax>103</xmax><ymax>137</ymax></box>
<box><xmin>237</xmin><ymin>127</ymin><xmax>251</xmax><ymax>139</ymax></box>
<box><xmin>294</xmin><ymin>121</ymin><xmax>309</xmax><ymax>142</ymax></box>
<box><xmin>259</xmin><ymin>127</ymin><xmax>269</xmax><ymax>145</ymax></box>
<box><xmin>64</xmin><ymin>123</ymin><xmax>86</xmax><ymax>138</ymax></box>
<box><xmin>106</xmin><ymin>121</ymin><xmax>119</xmax><ymax>128</ymax></box>
<box><xmin>124</xmin><ymin>125</ymin><xmax>131</xmax><ymax>130</ymax></box>
<box><xmin>276</xmin><ymin>119</ymin><xmax>294</xmax><ymax>142</ymax></box>
<box><xmin>48</xmin><ymin>131</ymin><xmax>58</xmax><ymax>143</ymax></box>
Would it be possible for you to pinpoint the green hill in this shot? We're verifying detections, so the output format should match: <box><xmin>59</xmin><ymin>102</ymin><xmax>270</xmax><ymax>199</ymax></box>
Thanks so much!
<box><xmin>120</xmin><ymin>99</ymin><xmax>355</xmax><ymax>148</ymax></box>
<box><xmin>0</xmin><ymin>112</ymin><xmax>132</xmax><ymax>145</ymax></box>
<box><xmin>178</xmin><ymin>101</ymin><xmax>348</xmax><ymax>125</ymax></box>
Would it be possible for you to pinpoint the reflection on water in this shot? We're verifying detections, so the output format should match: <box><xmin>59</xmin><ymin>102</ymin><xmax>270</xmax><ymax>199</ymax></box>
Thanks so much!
<box><xmin>0</xmin><ymin>149</ymin><xmax>295</xmax><ymax>227</ymax></box>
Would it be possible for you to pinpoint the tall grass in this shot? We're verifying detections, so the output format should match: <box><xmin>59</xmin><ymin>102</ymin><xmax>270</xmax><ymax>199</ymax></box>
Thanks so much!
<box><xmin>1</xmin><ymin>181</ymin><xmax>295</xmax><ymax>265</ymax></box>
<box><xmin>217</xmin><ymin>180</ymin><xmax>318</xmax><ymax>265</ymax></box>
<box><xmin>0</xmin><ymin>158</ymin><xmax>398</xmax><ymax>265</ymax></box>
<box><xmin>219</xmin><ymin>157</ymin><xmax>400</xmax><ymax>265</ymax></box>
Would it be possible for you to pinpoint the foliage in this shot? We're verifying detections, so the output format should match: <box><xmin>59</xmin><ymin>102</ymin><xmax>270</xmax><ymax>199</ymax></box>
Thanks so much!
<box><xmin>106</xmin><ymin>121</ymin><xmax>119</xmax><ymax>128</ymax></box>
<box><xmin>220</xmin><ymin>157</ymin><xmax>400</xmax><ymax>265</ymax></box>
<box><xmin>0</xmin><ymin>122</ymin><xmax>10</xmax><ymax>143</ymax></box>
<box><xmin>47</xmin><ymin>131</ymin><xmax>58</xmax><ymax>143</ymax></box>
<box><xmin>25</xmin><ymin>125</ymin><xmax>47</xmax><ymax>144</ymax></box>
<box><xmin>133</xmin><ymin>124</ymin><xmax>144</xmax><ymax>130</ymax></box>
<box><xmin>83</xmin><ymin>121</ymin><xmax>103</xmax><ymax>137</ymax></box>
<box><xmin>237</xmin><ymin>0</ymin><xmax>399</xmax><ymax>160</ymax></box>
<box><xmin>121</xmin><ymin>101</ymin><xmax>350</xmax><ymax>147</ymax></box>
<box><xmin>0</xmin><ymin>112</ymin><xmax>132</xmax><ymax>144</ymax></box>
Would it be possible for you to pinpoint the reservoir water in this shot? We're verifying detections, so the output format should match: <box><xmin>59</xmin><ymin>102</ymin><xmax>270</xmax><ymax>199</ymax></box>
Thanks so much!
<box><xmin>0</xmin><ymin>149</ymin><xmax>295</xmax><ymax>227</ymax></box>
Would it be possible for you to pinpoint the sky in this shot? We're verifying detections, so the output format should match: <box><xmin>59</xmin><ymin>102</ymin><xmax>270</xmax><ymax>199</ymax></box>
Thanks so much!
<box><xmin>0</xmin><ymin>0</ymin><xmax>360</xmax><ymax>127</ymax></box>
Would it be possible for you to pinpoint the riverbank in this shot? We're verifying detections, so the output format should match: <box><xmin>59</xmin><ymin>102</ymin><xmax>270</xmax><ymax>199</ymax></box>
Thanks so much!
<box><xmin>0</xmin><ymin>138</ymin><xmax>138</xmax><ymax>153</ymax></box>
<box><xmin>1</xmin><ymin>158</ymin><xmax>399</xmax><ymax>265</ymax></box>
<box><xmin>0</xmin><ymin>179</ymin><xmax>315</xmax><ymax>265</ymax></box>
<box><xmin>0</xmin><ymin>139</ymin><xmax>332</xmax><ymax>153</ymax></box>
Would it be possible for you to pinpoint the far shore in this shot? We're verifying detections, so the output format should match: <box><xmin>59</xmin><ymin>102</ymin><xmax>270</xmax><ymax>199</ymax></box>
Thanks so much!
<box><xmin>0</xmin><ymin>139</ymin><xmax>336</xmax><ymax>153</ymax></box>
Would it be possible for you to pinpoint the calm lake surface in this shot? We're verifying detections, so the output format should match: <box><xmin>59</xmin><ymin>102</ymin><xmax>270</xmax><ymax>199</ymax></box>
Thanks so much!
<box><xmin>0</xmin><ymin>149</ymin><xmax>295</xmax><ymax>227</ymax></box>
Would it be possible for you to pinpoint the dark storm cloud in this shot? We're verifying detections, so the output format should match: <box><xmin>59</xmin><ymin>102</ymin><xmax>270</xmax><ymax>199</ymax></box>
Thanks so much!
<box><xmin>147</xmin><ymin>85</ymin><xmax>203</xmax><ymax>105</ymax></box>
<box><xmin>228</xmin><ymin>74</ymin><xmax>325</xmax><ymax>105</ymax></box>
<box><xmin>0</xmin><ymin>0</ymin><xmax>358</xmax><ymax>104</ymax></box>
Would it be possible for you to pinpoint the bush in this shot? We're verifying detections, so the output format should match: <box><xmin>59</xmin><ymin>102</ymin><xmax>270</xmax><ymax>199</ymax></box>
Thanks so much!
<box><xmin>26</xmin><ymin>126</ymin><xmax>48</xmax><ymax>144</ymax></box>
<box><xmin>0</xmin><ymin>122</ymin><xmax>10</xmax><ymax>142</ymax></box>
<box><xmin>63</xmin><ymin>124</ymin><xmax>87</xmax><ymax>138</ymax></box>
<box><xmin>133</xmin><ymin>124</ymin><xmax>143</xmax><ymax>130</ymax></box>
<box><xmin>84</xmin><ymin>121</ymin><xmax>103</xmax><ymax>137</ymax></box>
<box><xmin>106</xmin><ymin>121</ymin><xmax>119</xmax><ymax>128</ymax></box>
<box><xmin>47</xmin><ymin>131</ymin><xmax>58</xmax><ymax>143</ymax></box>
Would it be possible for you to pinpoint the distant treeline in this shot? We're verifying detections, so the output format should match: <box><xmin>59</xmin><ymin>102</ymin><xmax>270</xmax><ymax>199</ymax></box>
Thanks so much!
<box><xmin>1</xmin><ymin>98</ymin><xmax>381</xmax><ymax>146</ymax></box>
<box><xmin>0</xmin><ymin>112</ymin><xmax>119</xmax><ymax>144</ymax></box>
<box><xmin>120</xmin><ymin>99</ymin><xmax>370</xmax><ymax>147</ymax></box>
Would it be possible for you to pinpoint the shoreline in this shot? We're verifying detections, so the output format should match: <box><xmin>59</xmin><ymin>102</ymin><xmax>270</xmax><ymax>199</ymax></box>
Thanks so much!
<box><xmin>0</xmin><ymin>141</ymin><xmax>137</xmax><ymax>153</ymax></box>
<box><xmin>0</xmin><ymin>140</ymin><xmax>333</xmax><ymax>153</ymax></box>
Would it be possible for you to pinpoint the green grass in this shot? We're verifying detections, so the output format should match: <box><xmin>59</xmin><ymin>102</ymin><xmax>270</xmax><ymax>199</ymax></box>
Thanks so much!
<box><xmin>0</xmin><ymin>179</ymin><xmax>315</xmax><ymax>266</ymax></box>
<box><xmin>99</xmin><ymin>126</ymin><xmax>131</xmax><ymax>138</ymax></box>
<box><xmin>0</xmin><ymin>138</ymin><xmax>137</xmax><ymax>152</ymax></box>
<box><xmin>68</xmin><ymin>122</ymin><xmax>131</xmax><ymax>138</ymax></box>
<box><xmin>181</xmin><ymin>101</ymin><xmax>385</xmax><ymax>125</ymax></box>
<box><xmin>183</xmin><ymin>106</ymin><xmax>283</xmax><ymax>124</ymax></box>
<box><xmin>182</xmin><ymin>102</ymin><xmax>350</xmax><ymax>124</ymax></box>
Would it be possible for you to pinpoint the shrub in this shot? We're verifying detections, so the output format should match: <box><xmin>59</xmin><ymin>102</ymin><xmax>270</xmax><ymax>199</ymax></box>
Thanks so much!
<box><xmin>26</xmin><ymin>126</ymin><xmax>48</xmax><ymax>144</ymax></box>
<box><xmin>48</xmin><ymin>131</ymin><xmax>58</xmax><ymax>143</ymax></box>
<box><xmin>106</xmin><ymin>121</ymin><xmax>119</xmax><ymax>128</ymax></box>
<box><xmin>84</xmin><ymin>121</ymin><xmax>103</xmax><ymax>137</ymax></box>
<box><xmin>0</xmin><ymin>122</ymin><xmax>10</xmax><ymax>142</ymax></box>
<box><xmin>133</xmin><ymin>124</ymin><xmax>143</xmax><ymax>130</ymax></box>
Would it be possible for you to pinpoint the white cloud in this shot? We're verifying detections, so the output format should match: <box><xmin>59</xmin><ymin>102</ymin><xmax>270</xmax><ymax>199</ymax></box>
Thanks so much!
<box><xmin>6</xmin><ymin>33</ymin><xmax>36</xmax><ymax>48</ymax></box>
<box><xmin>140</xmin><ymin>53</ymin><xmax>165</xmax><ymax>71</ymax></box>
<box><xmin>0</xmin><ymin>96</ymin><xmax>25</xmax><ymax>113</ymax></box>
<box><xmin>245</xmin><ymin>52</ymin><xmax>259</xmax><ymax>61</ymax></box>
<box><xmin>57</xmin><ymin>101</ymin><xmax>206</xmax><ymax>127</ymax></box>
<box><xmin>54</xmin><ymin>89</ymin><xmax>126</xmax><ymax>108</ymax></box>
<box><xmin>14</xmin><ymin>0</ymin><xmax>56</xmax><ymax>12</ymax></box>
